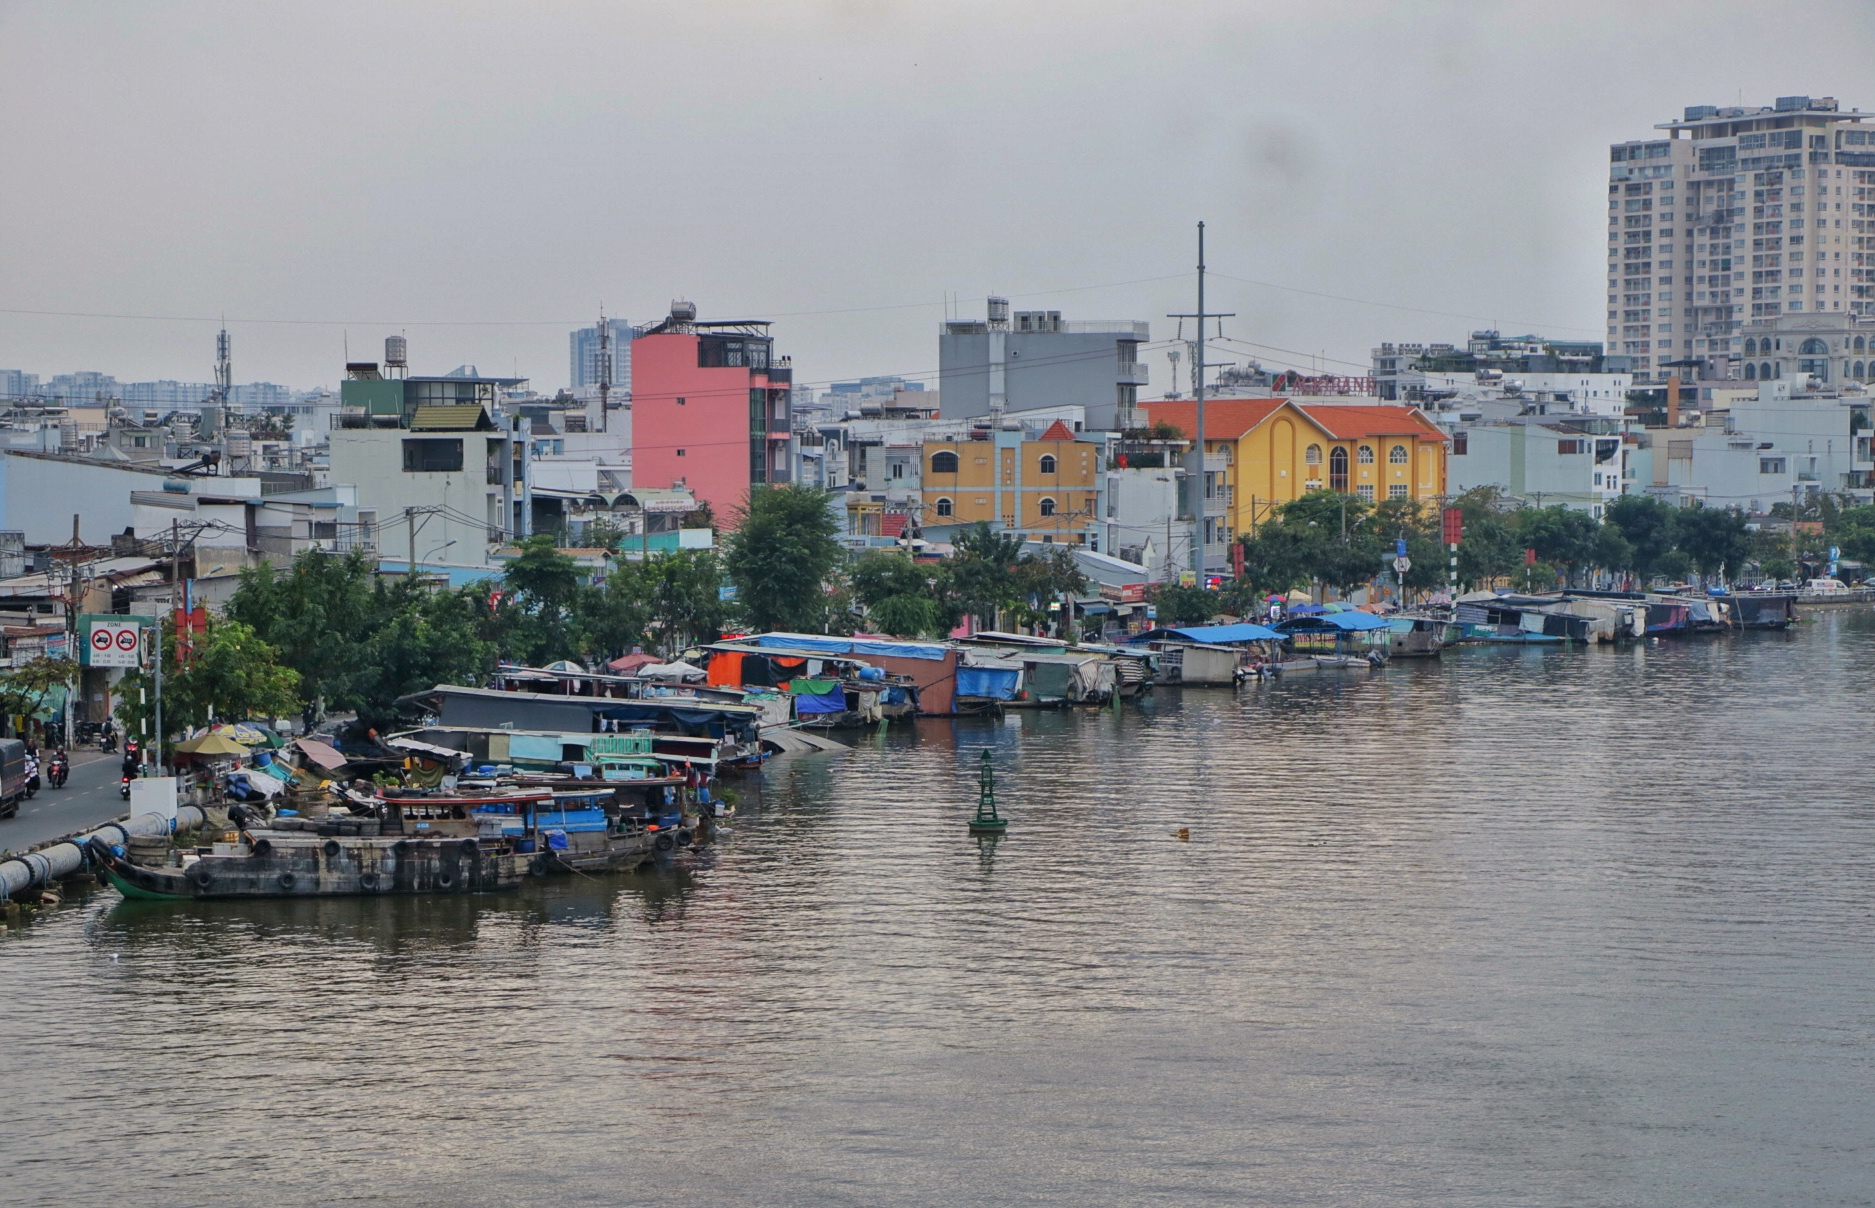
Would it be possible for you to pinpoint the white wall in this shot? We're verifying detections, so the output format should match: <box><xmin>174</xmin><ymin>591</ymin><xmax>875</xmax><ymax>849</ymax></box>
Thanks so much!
<box><xmin>328</xmin><ymin>429</ymin><xmax>500</xmax><ymax>568</ymax></box>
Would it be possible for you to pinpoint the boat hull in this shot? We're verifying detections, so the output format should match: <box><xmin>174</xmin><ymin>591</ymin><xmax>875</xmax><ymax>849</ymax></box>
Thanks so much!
<box><xmin>89</xmin><ymin>835</ymin><xmax>527</xmax><ymax>900</ymax></box>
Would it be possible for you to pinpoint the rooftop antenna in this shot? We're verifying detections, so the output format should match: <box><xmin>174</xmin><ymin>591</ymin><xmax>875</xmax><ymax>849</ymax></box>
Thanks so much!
<box><xmin>596</xmin><ymin>306</ymin><xmax>612</xmax><ymax>434</ymax></box>
<box><xmin>214</xmin><ymin>319</ymin><xmax>232</xmax><ymax>434</ymax></box>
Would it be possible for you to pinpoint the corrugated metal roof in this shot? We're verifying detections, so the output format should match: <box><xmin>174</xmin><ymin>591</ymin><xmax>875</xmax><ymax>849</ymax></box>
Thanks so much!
<box><xmin>409</xmin><ymin>405</ymin><xmax>493</xmax><ymax>431</ymax></box>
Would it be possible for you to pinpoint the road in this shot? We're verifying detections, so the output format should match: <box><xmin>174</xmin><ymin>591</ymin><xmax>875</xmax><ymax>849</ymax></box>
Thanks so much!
<box><xmin>0</xmin><ymin>754</ymin><xmax>134</xmax><ymax>853</ymax></box>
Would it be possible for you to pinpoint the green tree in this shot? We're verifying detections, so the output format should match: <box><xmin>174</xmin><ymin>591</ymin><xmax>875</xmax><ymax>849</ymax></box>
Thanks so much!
<box><xmin>361</xmin><ymin>582</ymin><xmax>499</xmax><ymax>727</ymax></box>
<box><xmin>1450</xmin><ymin>487</ymin><xmax>1522</xmax><ymax>589</ymax></box>
<box><xmin>946</xmin><ymin>522</ymin><xmax>1026</xmax><ymax>628</ymax></box>
<box><xmin>1011</xmin><ymin>545</ymin><xmax>1087</xmax><ymax>633</ymax></box>
<box><xmin>599</xmin><ymin>549</ymin><xmax>734</xmax><ymax>655</ymax></box>
<box><xmin>1513</xmin><ymin>505</ymin><xmax>1600</xmax><ymax>584</ymax></box>
<box><xmin>226</xmin><ymin>548</ymin><xmax>382</xmax><ymax>714</ymax></box>
<box><xmin>0</xmin><ymin>657</ymin><xmax>71</xmax><ymax>735</ymax></box>
<box><xmin>851</xmin><ymin>551</ymin><xmax>944</xmax><ymax>638</ymax></box>
<box><xmin>117</xmin><ymin>617</ymin><xmax>301</xmax><ymax>739</ymax></box>
<box><xmin>1146</xmin><ymin>582</ymin><xmax>1217</xmax><ymax>625</ymax></box>
<box><xmin>724</xmin><ymin>485</ymin><xmax>844</xmax><ymax>632</ymax></box>
<box><xmin>496</xmin><ymin>536</ymin><xmax>584</xmax><ymax>664</ymax></box>
<box><xmin>1603</xmin><ymin>495</ymin><xmax>1679</xmax><ymax>578</ymax></box>
<box><xmin>1674</xmin><ymin>505</ymin><xmax>1750</xmax><ymax>579</ymax></box>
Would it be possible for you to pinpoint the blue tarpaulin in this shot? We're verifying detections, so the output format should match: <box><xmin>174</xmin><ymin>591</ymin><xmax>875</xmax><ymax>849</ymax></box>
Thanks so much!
<box><xmin>1162</xmin><ymin>623</ymin><xmax>1281</xmax><ymax>643</ymax></box>
<box><xmin>740</xmin><ymin>632</ymin><xmax>950</xmax><ymax>662</ymax></box>
<box><xmin>792</xmin><ymin>688</ymin><xmax>849</xmax><ymax>715</ymax></box>
<box><xmin>956</xmin><ymin>665</ymin><xmax>1021</xmax><ymax>700</ymax></box>
<box><xmin>1277</xmin><ymin>611</ymin><xmax>1389</xmax><ymax>632</ymax></box>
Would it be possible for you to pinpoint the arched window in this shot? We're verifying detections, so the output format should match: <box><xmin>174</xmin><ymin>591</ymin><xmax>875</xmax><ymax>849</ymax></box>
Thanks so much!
<box><xmin>934</xmin><ymin>497</ymin><xmax>953</xmax><ymax>517</ymax></box>
<box><xmin>1329</xmin><ymin>446</ymin><xmax>1349</xmax><ymax>492</ymax></box>
<box><xmin>930</xmin><ymin>450</ymin><xmax>958</xmax><ymax>474</ymax></box>
<box><xmin>1357</xmin><ymin>444</ymin><xmax>1375</xmax><ymax>464</ymax></box>
<box><xmin>1857</xmin><ymin>361</ymin><xmax>1868</xmax><ymax>380</ymax></box>
<box><xmin>1765</xmin><ymin>362</ymin><xmax>1777</xmax><ymax>379</ymax></box>
<box><xmin>1800</xmin><ymin>337</ymin><xmax>1829</xmax><ymax>356</ymax></box>
<box><xmin>1038</xmin><ymin>454</ymin><xmax>1057</xmax><ymax>474</ymax></box>
<box><xmin>1856</xmin><ymin>336</ymin><xmax>1867</xmax><ymax>352</ymax></box>
<box><xmin>1388</xmin><ymin>444</ymin><xmax>1408</xmax><ymax>464</ymax></box>
<box><xmin>1304</xmin><ymin>443</ymin><xmax>1323</xmax><ymax>466</ymax></box>
<box><xmin>1039</xmin><ymin>497</ymin><xmax>1057</xmax><ymax>517</ymax></box>
<box><xmin>1745</xmin><ymin>362</ymin><xmax>1758</xmax><ymax>380</ymax></box>
<box><xmin>1745</xmin><ymin>337</ymin><xmax>1758</xmax><ymax>355</ymax></box>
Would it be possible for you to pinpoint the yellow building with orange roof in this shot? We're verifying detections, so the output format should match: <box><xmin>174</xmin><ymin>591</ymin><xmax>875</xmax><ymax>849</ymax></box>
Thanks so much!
<box><xmin>1141</xmin><ymin>398</ymin><xmax>1448</xmax><ymax>537</ymax></box>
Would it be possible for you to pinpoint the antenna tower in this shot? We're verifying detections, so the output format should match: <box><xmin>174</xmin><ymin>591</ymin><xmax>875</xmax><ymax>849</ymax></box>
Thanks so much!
<box><xmin>596</xmin><ymin>307</ymin><xmax>612</xmax><ymax>434</ymax></box>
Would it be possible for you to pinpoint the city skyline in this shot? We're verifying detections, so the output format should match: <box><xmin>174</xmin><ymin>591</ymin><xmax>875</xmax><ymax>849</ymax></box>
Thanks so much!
<box><xmin>5</xmin><ymin>2</ymin><xmax>1873</xmax><ymax>392</ymax></box>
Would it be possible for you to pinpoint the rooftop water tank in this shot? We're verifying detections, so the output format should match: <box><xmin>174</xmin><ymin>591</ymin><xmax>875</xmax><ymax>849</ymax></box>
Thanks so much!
<box><xmin>385</xmin><ymin>335</ymin><xmax>408</xmax><ymax>367</ymax></box>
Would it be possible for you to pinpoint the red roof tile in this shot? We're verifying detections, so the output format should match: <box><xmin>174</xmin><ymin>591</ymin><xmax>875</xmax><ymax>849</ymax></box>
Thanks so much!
<box><xmin>1140</xmin><ymin>398</ymin><xmax>1286</xmax><ymax>440</ymax></box>
<box><xmin>880</xmin><ymin>512</ymin><xmax>911</xmax><ymax>538</ymax></box>
<box><xmin>1037</xmin><ymin>420</ymin><xmax>1078</xmax><ymax>442</ymax></box>
<box><xmin>1295</xmin><ymin>404</ymin><xmax>1446</xmax><ymax>440</ymax></box>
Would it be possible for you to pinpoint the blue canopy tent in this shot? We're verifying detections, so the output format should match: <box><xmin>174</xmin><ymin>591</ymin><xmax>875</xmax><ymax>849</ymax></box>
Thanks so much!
<box><xmin>1128</xmin><ymin>623</ymin><xmax>1281</xmax><ymax>645</ymax></box>
<box><xmin>1275</xmin><ymin>609</ymin><xmax>1390</xmax><ymax>656</ymax></box>
<box><xmin>1276</xmin><ymin>612</ymin><xmax>1388</xmax><ymax>632</ymax></box>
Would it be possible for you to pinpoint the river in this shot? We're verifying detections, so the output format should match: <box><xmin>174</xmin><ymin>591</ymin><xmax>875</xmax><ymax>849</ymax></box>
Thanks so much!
<box><xmin>4</xmin><ymin>613</ymin><xmax>1873</xmax><ymax>1206</ymax></box>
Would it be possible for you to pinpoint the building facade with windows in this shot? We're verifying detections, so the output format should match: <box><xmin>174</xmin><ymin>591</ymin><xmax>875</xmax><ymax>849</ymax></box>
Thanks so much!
<box><xmin>920</xmin><ymin>419</ymin><xmax>1103</xmax><ymax>545</ymax></box>
<box><xmin>938</xmin><ymin>297</ymin><xmax>1149</xmax><ymax>431</ymax></box>
<box><xmin>569</xmin><ymin>318</ymin><xmax>634</xmax><ymax>392</ymax></box>
<box><xmin>629</xmin><ymin>303</ymin><xmax>793</xmax><ymax>520</ymax></box>
<box><xmin>1610</xmin><ymin>95</ymin><xmax>1874</xmax><ymax>384</ymax></box>
<box><xmin>1142</xmin><ymin>399</ymin><xmax>1449</xmax><ymax>538</ymax></box>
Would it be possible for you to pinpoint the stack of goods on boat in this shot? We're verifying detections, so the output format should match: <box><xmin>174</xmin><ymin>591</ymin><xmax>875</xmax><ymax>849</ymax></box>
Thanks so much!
<box><xmin>89</xmin><ymin>721</ymin><xmax>717</xmax><ymax>901</ymax></box>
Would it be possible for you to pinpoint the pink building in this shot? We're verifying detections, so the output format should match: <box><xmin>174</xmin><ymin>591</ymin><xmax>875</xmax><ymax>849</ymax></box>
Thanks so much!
<box><xmin>630</xmin><ymin>303</ymin><xmax>793</xmax><ymax>522</ymax></box>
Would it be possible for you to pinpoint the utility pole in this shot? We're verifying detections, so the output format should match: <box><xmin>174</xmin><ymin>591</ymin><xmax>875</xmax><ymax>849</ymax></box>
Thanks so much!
<box><xmin>1167</xmin><ymin>223</ymin><xmax>1233</xmax><ymax>584</ymax></box>
<box><xmin>407</xmin><ymin>506</ymin><xmax>417</xmax><ymax>573</ymax></box>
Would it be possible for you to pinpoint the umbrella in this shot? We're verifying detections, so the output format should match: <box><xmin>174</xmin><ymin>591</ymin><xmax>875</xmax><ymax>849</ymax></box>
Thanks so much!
<box><xmin>174</xmin><ymin>731</ymin><xmax>253</xmax><ymax>757</ymax></box>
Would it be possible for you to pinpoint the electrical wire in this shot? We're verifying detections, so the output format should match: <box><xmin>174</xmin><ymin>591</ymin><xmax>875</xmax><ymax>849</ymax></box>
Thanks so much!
<box><xmin>1206</xmin><ymin>270</ymin><xmax>1604</xmax><ymax>337</ymax></box>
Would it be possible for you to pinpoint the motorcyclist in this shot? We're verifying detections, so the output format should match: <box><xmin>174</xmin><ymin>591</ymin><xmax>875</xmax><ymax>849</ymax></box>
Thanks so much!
<box><xmin>47</xmin><ymin>748</ymin><xmax>69</xmax><ymax>788</ymax></box>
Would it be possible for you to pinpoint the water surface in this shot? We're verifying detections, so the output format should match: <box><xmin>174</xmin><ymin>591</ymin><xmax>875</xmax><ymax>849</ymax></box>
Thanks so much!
<box><xmin>4</xmin><ymin>615</ymin><xmax>1872</xmax><ymax>1206</ymax></box>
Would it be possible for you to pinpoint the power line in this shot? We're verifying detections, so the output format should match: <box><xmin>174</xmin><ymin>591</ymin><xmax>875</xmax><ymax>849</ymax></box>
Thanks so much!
<box><xmin>1206</xmin><ymin>270</ymin><xmax>1604</xmax><ymax>337</ymax></box>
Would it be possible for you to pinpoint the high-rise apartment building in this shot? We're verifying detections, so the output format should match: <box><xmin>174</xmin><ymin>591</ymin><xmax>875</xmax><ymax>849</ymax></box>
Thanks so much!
<box><xmin>1609</xmin><ymin>95</ymin><xmax>1875</xmax><ymax>382</ymax></box>
<box><xmin>569</xmin><ymin>318</ymin><xmax>633</xmax><ymax>392</ymax></box>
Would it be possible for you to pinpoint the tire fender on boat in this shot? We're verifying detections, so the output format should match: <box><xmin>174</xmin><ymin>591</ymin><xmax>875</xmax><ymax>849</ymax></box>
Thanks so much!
<box><xmin>277</xmin><ymin>871</ymin><xmax>297</xmax><ymax>892</ymax></box>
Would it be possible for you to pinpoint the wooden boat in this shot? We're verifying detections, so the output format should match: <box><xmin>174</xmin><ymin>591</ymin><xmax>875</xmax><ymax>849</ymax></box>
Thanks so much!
<box><xmin>88</xmin><ymin>831</ymin><xmax>529</xmax><ymax>900</ymax></box>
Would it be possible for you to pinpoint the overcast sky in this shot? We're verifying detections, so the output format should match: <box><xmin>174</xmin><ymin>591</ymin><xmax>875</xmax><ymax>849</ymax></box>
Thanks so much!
<box><xmin>4</xmin><ymin>0</ymin><xmax>1873</xmax><ymax>394</ymax></box>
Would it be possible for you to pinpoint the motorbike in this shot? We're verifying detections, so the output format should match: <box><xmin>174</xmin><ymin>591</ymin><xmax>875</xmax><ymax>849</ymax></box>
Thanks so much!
<box><xmin>47</xmin><ymin>754</ymin><xmax>69</xmax><ymax>789</ymax></box>
<box><xmin>119</xmin><ymin>774</ymin><xmax>132</xmax><ymax>800</ymax></box>
<box><xmin>98</xmin><ymin>730</ymin><xmax>116</xmax><ymax>754</ymax></box>
<box><xmin>24</xmin><ymin>757</ymin><xmax>40</xmax><ymax>799</ymax></box>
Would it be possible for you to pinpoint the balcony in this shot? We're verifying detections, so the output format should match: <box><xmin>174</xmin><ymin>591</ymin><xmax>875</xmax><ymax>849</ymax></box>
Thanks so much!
<box><xmin>1117</xmin><ymin>362</ymin><xmax>1150</xmax><ymax>386</ymax></box>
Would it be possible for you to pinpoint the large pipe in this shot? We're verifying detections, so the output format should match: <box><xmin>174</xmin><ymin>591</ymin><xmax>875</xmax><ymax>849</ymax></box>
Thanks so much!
<box><xmin>1</xmin><ymin>806</ymin><xmax>207</xmax><ymax>898</ymax></box>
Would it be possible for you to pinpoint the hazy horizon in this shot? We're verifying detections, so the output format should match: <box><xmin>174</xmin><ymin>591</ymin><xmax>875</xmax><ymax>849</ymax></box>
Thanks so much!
<box><xmin>4</xmin><ymin>0</ymin><xmax>1873</xmax><ymax>393</ymax></box>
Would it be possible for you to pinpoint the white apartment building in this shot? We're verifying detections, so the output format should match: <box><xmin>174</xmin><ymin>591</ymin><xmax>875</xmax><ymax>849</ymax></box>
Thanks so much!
<box><xmin>1610</xmin><ymin>95</ymin><xmax>1875</xmax><ymax>383</ymax></box>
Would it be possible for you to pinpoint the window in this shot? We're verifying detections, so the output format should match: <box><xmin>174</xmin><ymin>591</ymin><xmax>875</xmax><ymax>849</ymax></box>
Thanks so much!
<box><xmin>1760</xmin><ymin>457</ymin><xmax>1787</xmax><ymax>474</ymax></box>
<box><xmin>1329</xmin><ymin>447</ymin><xmax>1349</xmax><ymax>492</ymax></box>
<box><xmin>1357</xmin><ymin>485</ymin><xmax>1376</xmax><ymax>502</ymax></box>
<box><xmin>1557</xmin><ymin>440</ymin><xmax>1586</xmax><ymax>454</ymax></box>
<box><xmin>935</xmin><ymin>497</ymin><xmax>953</xmax><ymax>517</ymax></box>
<box><xmin>676</xmin><ymin>448</ymin><xmax>686</xmax><ymax>457</ymax></box>
<box><xmin>1746</xmin><ymin>362</ymin><xmax>1758</xmax><ymax>380</ymax></box>
<box><xmin>1745</xmin><ymin>337</ymin><xmax>1757</xmax><ymax>354</ymax></box>
<box><xmin>676</xmin><ymin>396</ymin><xmax>686</xmax><ymax>406</ymax></box>
<box><xmin>1357</xmin><ymin>444</ymin><xmax>1375</xmax><ymax>464</ymax></box>
<box><xmin>1304</xmin><ymin>444</ymin><xmax>1323</xmax><ymax>466</ymax></box>
<box><xmin>402</xmin><ymin>438</ymin><xmax>463</xmax><ymax>472</ymax></box>
<box><xmin>1039</xmin><ymin>454</ymin><xmax>1057</xmax><ymax>474</ymax></box>
<box><xmin>890</xmin><ymin>462</ymin><xmax>905</xmax><ymax>479</ymax></box>
<box><xmin>1388</xmin><ymin>484</ymin><xmax>1409</xmax><ymax>500</ymax></box>
<box><xmin>1039</xmin><ymin>497</ymin><xmax>1057</xmax><ymax>517</ymax></box>
<box><xmin>930</xmin><ymin>450</ymin><xmax>959</xmax><ymax>473</ymax></box>
<box><xmin>1388</xmin><ymin>444</ymin><xmax>1408</xmax><ymax>464</ymax></box>
<box><xmin>1453</xmin><ymin>431</ymin><xmax>1468</xmax><ymax>455</ymax></box>
<box><xmin>1800</xmin><ymin>337</ymin><xmax>1829</xmax><ymax>355</ymax></box>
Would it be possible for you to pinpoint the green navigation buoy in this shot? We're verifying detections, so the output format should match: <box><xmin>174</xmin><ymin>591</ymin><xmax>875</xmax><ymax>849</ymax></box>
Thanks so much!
<box><xmin>968</xmin><ymin>748</ymin><xmax>1008</xmax><ymax>835</ymax></box>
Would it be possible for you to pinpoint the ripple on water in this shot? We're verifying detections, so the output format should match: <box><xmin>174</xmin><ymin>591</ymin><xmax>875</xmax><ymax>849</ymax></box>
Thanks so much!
<box><xmin>4</xmin><ymin>615</ymin><xmax>1875</xmax><ymax>1206</ymax></box>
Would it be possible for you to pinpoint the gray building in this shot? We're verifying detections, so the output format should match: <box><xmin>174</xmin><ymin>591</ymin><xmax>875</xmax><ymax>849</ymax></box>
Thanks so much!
<box><xmin>938</xmin><ymin>297</ymin><xmax>1148</xmax><ymax>432</ymax></box>
<box><xmin>569</xmin><ymin>318</ymin><xmax>633</xmax><ymax>392</ymax></box>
